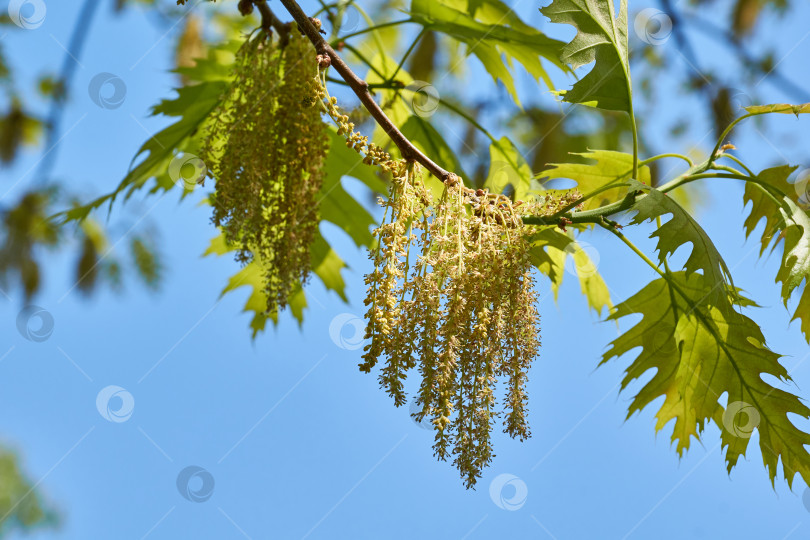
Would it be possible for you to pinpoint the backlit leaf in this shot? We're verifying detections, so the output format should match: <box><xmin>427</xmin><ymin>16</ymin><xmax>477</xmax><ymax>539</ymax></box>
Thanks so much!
<box><xmin>540</xmin><ymin>0</ymin><xmax>632</xmax><ymax>114</ymax></box>
<box><xmin>410</xmin><ymin>0</ymin><xmax>566</xmax><ymax>105</ymax></box>
<box><xmin>742</xmin><ymin>165</ymin><xmax>810</xmax><ymax>341</ymax></box>
<box><xmin>603</xmin><ymin>272</ymin><xmax>810</xmax><ymax>488</ymax></box>
<box><xmin>540</xmin><ymin>150</ymin><xmax>648</xmax><ymax>209</ymax></box>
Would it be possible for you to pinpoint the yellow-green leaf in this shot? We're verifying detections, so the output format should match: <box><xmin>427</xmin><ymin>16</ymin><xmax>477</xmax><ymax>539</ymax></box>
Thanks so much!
<box><xmin>744</xmin><ymin>103</ymin><xmax>810</xmax><ymax>116</ymax></box>
<box><xmin>409</xmin><ymin>0</ymin><xmax>566</xmax><ymax>106</ymax></box>
<box><xmin>540</xmin><ymin>0</ymin><xmax>632</xmax><ymax>114</ymax></box>
<box><xmin>540</xmin><ymin>150</ymin><xmax>648</xmax><ymax>209</ymax></box>
<box><xmin>743</xmin><ymin>165</ymin><xmax>810</xmax><ymax>342</ymax></box>
<box><xmin>604</xmin><ymin>272</ymin><xmax>810</xmax><ymax>488</ymax></box>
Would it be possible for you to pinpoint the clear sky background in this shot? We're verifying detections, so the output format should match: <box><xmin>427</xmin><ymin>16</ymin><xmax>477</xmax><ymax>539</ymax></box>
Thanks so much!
<box><xmin>2</xmin><ymin>0</ymin><xmax>810</xmax><ymax>538</ymax></box>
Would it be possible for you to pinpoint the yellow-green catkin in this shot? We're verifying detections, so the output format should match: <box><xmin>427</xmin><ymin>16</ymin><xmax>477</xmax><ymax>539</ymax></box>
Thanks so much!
<box><xmin>202</xmin><ymin>30</ymin><xmax>327</xmax><ymax>313</ymax></box>
<box><xmin>312</xmin><ymin>66</ymin><xmax>580</xmax><ymax>488</ymax></box>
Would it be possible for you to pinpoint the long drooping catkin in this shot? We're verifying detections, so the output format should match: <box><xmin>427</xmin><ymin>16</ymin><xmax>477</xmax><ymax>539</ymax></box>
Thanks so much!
<box><xmin>202</xmin><ymin>30</ymin><xmax>327</xmax><ymax>313</ymax></box>
<box><xmin>311</xmin><ymin>60</ymin><xmax>579</xmax><ymax>488</ymax></box>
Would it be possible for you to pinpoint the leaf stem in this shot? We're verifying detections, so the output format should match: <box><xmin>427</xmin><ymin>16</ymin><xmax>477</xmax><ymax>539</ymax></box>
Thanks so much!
<box><xmin>388</xmin><ymin>28</ymin><xmax>426</xmax><ymax>83</ymax></box>
<box><xmin>639</xmin><ymin>153</ymin><xmax>693</xmax><ymax>167</ymax></box>
<box><xmin>333</xmin><ymin>19</ymin><xmax>414</xmax><ymax>42</ymax></box>
<box><xmin>341</xmin><ymin>43</ymin><xmax>387</xmax><ymax>80</ymax></box>
<box><xmin>718</xmin><ymin>154</ymin><xmax>754</xmax><ymax>176</ymax></box>
<box><xmin>629</xmin><ymin>109</ymin><xmax>639</xmax><ymax>180</ymax></box>
<box><xmin>709</xmin><ymin>113</ymin><xmax>756</xmax><ymax>165</ymax></box>
<box><xmin>600</xmin><ymin>221</ymin><xmax>663</xmax><ymax>277</ymax></box>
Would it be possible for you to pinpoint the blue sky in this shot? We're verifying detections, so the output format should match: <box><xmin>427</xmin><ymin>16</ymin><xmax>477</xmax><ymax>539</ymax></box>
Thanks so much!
<box><xmin>2</xmin><ymin>0</ymin><xmax>810</xmax><ymax>538</ymax></box>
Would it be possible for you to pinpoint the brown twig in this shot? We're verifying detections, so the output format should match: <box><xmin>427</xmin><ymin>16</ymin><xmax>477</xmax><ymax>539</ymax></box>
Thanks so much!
<box><xmin>252</xmin><ymin>0</ymin><xmax>291</xmax><ymax>41</ymax></box>
<box><xmin>277</xmin><ymin>0</ymin><xmax>456</xmax><ymax>183</ymax></box>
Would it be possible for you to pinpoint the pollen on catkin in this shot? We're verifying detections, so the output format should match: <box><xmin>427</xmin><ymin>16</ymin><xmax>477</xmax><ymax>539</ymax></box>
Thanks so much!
<box><xmin>202</xmin><ymin>29</ymin><xmax>328</xmax><ymax>314</ymax></box>
<box><xmin>310</xmin><ymin>71</ymin><xmax>583</xmax><ymax>487</ymax></box>
<box><xmin>368</xmin><ymin>175</ymin><xmax>548</xmax><ymax>488</ymax></box>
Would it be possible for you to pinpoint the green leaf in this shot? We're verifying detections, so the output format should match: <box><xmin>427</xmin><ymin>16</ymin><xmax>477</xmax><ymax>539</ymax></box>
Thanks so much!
<box><xmin>540</xmin><ymin>150</ymin><xmax>649</xmax><ymax>209</ymax></box>
<box><xmin>57</xmin><ymin>41</ymin><xmax>241</xmax><ymax>223</ymax></box>
<box><xmin>744</xmin><ymin>103</ymin><xmax>810</xmax><ymax>116</ymax></box>
<box><xmin>319</xmin><ymin>129</ymin><xmax>387</xmax><ymax>248</ymax></box>
<box><xmin>567</xmin><ymin>238</ymin><xmax>612</xmax><ymax>316</ymax></box>
<box><xmin>743</xmin><ymin>165</ymin><xmax>810</xmax><ymax>341</ymax></box>
<box><xmin>603</xmin><ymin>272</ymin><xmax>810</xmax><ymax>488</ymax></box>
<box><xmin>409</xmin><ymin>0</ymin><xmax>566</xmax><ymax>105</ymax></box>
<box><xmin>540</xmin><ymin>0</ymin><xmax>632</xmax><ymax>113</ymax></box>
<box><xmin>528</xmin><ymin>228</ymin><xmax>612</xmax><ymax>316</ymax></box>
<box><xmin>484</xmin><ymin>136</ymin><xmax>533</xmax><ymax>199</ymax></box>
<box><xmin>528</xmin><ymin>227</ymin><xmax>572</xmax><ymax>288</ymax></box>
<box><xmin>0</xmin><ymin>447</ymin><xmax>57</xmax><ymax>534</ymax></box>
<box><xmin>204</xmin><ymin>233</ymin><xmax>347</xmax><ymax>337</ymax></box>
<box><xmin>130</xmin><ymin>235</ymin><xmax>162</xmax><ymax>290</ymax></box>
<box><xmin>627</xmin><ymin>180</ymin><xmax>733</xmax><ymax>305</ymax></box>
<box><xmin>62</xmin><ymin>79</ymin><xmax>226</xmax><ymax>223</ymax></box>
<box><xmin>401</xmin><ymin>115</ymin><xmax>468</xmax><ymax>181</ymax></box>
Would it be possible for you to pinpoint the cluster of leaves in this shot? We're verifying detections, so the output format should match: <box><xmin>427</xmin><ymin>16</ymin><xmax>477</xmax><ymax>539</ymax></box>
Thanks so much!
<box><xmin>0</xmin><ymin>0</ymin><xmax>169</xmax><ymax>303</ymax></box>
<box><xmin>537</xmin><ymin>0</ymin><xmax>810</xmax><ymax>489</ymax></box>
<box><xmin>0</xmin><ymin>187</ymin><xmax>163</xmax><ymax>300</ymax></box>
<box><xmin>33</xmin><ymin>0</ymin><xmax>810</xmax><ymax>492</ymax></box>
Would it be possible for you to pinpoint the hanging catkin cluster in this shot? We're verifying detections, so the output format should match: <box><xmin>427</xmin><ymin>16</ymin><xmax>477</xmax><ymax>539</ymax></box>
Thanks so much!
<box><xmin>202</xmin><ymin>30</ymin><xmax>327</xmax><ymax>313</ymax></box>
<box><xmin>312</xmin><ymin>67</ymin><xmax>578</xmax><ymax>487</ymax></box>
<box><xmin>367</xmin><ymin>174</ymin><xmax>545</xmax><ymax>487</ymax></box>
